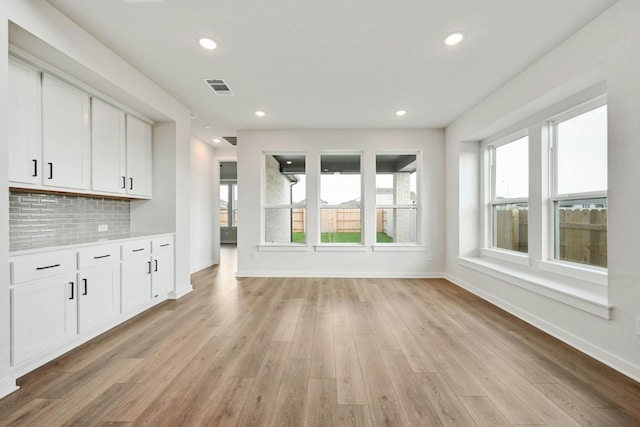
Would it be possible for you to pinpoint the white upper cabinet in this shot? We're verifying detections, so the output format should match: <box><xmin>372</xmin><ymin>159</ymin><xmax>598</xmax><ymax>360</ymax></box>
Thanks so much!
<box><xmin>42</xmin><ymin>73</ymin><xmax>91</xmax><ymax>190</ymax></box>
<box><xmin>91</xmin><ymin>98</ymin><xmax>127</xmax><ymax>194</ymax></box>
<box><xmin>126</xmin><ymin>115</ymin><xmax>153</xmax><ymax>198</ymax></box>
<box><xmin>8</xmin><ymin>57</ymin><xmax>153</xmax><ymax>199</ymax></box>
<box><xmin>8</xmin><ymin>57</ymin><xmax>41</xmax><ymax>185</ymax></box>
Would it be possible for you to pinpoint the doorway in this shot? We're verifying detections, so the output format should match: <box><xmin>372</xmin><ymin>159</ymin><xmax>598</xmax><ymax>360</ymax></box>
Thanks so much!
<box><xmin>220</xmin><ymin>161</ymin><xmax>238</xmax><ymax>244</ymax></box>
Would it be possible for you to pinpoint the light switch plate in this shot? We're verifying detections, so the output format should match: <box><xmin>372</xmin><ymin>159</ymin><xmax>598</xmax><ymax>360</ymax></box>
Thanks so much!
<box><xmin>98</xmin><ymin>224</ymin><xmax>108</xmax><ymax>232</ymax></box>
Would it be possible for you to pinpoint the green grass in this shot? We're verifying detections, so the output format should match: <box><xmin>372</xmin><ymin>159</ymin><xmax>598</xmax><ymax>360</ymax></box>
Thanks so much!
<box><xmin>290</xmin><ymin>232</ymin><xmax>394</xmax><ymax>243</ymax></box>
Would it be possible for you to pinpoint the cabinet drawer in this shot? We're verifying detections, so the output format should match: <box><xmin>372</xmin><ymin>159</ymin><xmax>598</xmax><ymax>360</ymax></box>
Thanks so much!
<box><xmin>121</xmin><ymin>240</ymin><xmax>151</xmax><ymax>260</ymax></box>
<box><xmin>11</xmin><ymin>251</ymin><xmax>77</xmax><ymax>284</ymax></box>
<box><xmin>78</xmin><ymin>244</ymin><xmax>119</xmax><ymax>269</ymax></box>
<box><xmin>152</xmin><ymin>236</ymin><xmax>174</xmax><ymax>254</ymax></box>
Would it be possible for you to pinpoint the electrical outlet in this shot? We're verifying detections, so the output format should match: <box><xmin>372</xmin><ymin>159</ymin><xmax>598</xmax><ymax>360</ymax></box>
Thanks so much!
<box><xmin>636</xmin><ymin>318</ymin><xmax>640</xmax><ymax>336</ymax></box>
<box><xmin>251</xmin><ymin>252</ymin><xmax>259</xmax><ymax>261</ymax></box>
<box><xmin>427</xmin><ymin>252</ymin><xmax>433</xmax><ymax>261</ymax></box>
<box><xmin>98</xmin><ymin>224</ymin><xmax>108</xmax><ymax>232</ymax></box>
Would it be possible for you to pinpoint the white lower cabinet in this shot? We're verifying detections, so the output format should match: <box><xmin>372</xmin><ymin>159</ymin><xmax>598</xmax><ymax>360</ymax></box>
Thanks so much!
<box><xmin>121</xmin><ymin>257</ymin><xmax>152</xmax><ymax>313</ymax></box>
<box><xmin>77</xmin><ymin>263</ymin><xmax>121</xmax><ymax>334</ymax></box>
<box><xmin>9</xmin><ymin>234</ymin><xmax>175</xmax><ymax>376</ymax></box>
<box><xmin>152</xmin><ymin>252</ymin><xmax>174</xmax><ymax>298</ymax></box>
<box><xmin>121</xmin><ymin>237</ymin><xmax>174</xmax><ymax>311</ymax></box>
<box><xmin>11</xmin><ymin>273</ymin><xmax>77</xmax><ymax>366</ymax></box>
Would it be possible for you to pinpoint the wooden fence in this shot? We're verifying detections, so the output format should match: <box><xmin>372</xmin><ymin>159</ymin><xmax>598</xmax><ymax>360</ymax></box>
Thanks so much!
<box><xmin>219</xmin><ymin>209</ymin><xmax>238</xmax><ymax>227</ymax></box>
<box><xmin>290</xmin><ymin>208</ymin><xmax>388</xmax><ymax>233</ymax></box>
<box><xmin>496</xmin><ymin>207</ymin><xmax>607</xmax><ymax>267</ymax></box>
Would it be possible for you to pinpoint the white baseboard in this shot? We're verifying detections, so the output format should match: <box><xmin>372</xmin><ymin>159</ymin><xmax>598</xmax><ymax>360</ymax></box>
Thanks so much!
<box><xmin>169</xmin><ymin>284</ymin><xmax>193</xmax><ymax>299</ymax></box>
<box><xmin>444</xmin><ymin>273</ymin><xmax>640</xmax><ymax>383</ymax></box>
<box><xmin>235</xmin><ymin>270</ymin><xmax>445</xmax><ymax>279</ymax></box>
<box><xmin>0</xmin><ymin>376</ymin><xmax>18</xmax><ymax>399</ymax></box>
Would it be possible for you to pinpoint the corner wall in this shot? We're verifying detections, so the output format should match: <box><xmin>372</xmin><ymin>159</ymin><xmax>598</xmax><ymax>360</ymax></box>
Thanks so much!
<box><xmin>190</xmin><ymin>137</ymin><xmax>215</xmax><ymax>273</ymax></box>
<box><xmin>445</xmin><ymin>0</ymin><xmax>640</xmax><ymax>380</ymax></box>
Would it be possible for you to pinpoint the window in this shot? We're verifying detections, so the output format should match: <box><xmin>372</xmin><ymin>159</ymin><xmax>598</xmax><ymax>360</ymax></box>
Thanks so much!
<box><xmin>320</xmin><ymin>154</ymin><xmax>361</xmax><ymax>243</ymax></box>
<box><xmin>490</xmin><ymin>134</ymin><xmax>529</xmax><ymax>253</ymax></box>
<box><xmin>376</xmin><ymin>154</ymin><xmax>418</xmax><ymax>243</ymax></box>
<box><xmin>551</xmin><ymin>103</ymin><xmax>607</xmax><ymax>267</ymax></box>
<box><xmin>219</xmin><ymin>183</ymin><xmax>229</xmax><ymax>227</ymax></box>
<box><xmin>263</xmin><ymin>154</ymin><xmax>306</xmax><ymax>244</ymax></box>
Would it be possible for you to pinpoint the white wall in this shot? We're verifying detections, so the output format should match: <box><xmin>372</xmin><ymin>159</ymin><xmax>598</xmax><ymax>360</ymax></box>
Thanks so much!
<box><xmin>445</xmin><ymin>0</ymin><xmax>640</xmax><ymax>381</ymax></box>
<box><xmin>190</xmin><ymin>137</ymin><xmax>215</xmax><ymax>273</ymax></box>
<box><xmin>0</xmin><ymin>4</ymin><xmax>16</xmax><ymax>399</ymax></box>
<box><xmin>2</xmin><ymin>0</ymin><xmax>193</xmax><ymax>396</ymax></box>
<box><xmin>236</xmin><ymin>129</ymin><xmax>445</xmax><ymax>277</ymax></box>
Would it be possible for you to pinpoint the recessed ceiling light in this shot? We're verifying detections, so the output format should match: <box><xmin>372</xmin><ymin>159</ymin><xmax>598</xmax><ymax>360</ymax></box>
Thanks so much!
<box><xmin>255</xmin><ymin>111</ymin><xmax>266</xmax><ymax>117</ymax></box>
<box><xmin>213</xmin><ymin>138</ymin><xmax>221</xmax><ymax>143</ymax></box>
<box><xmin>204</xmin><ymin>125</ymin><xmax>211</xmax><ymax>129</ymax></box>
<box><xmin>190</xmin><ymin>113</ymin><xmax>197</xmax><ymax>119</ymax></box>
<box><xmin>396</xmin><ymin>110</ymin><xmax>407</xmax><ymax>117</ymax></box>
<box><xmin>444</xmin><ymin>32</ymin><xmax>465</xmax><ymax>46</ymax></box>
<box><xmin>286</xmin><ymin>160</ymin><xmax>293</xmax><ymax>165</ymax></box>
<box><xmin>199</xmin><ymin>38</ymin><xmax>217</xmax><ymax>50</ymax></box>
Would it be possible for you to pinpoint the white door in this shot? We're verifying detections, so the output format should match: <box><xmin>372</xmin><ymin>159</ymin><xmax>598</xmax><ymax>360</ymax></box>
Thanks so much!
<box><xmin>126</xmin><ymin>115</ymin><xmax>152</xmax><ymax>197</ymax></box>
<box><xmin>11</xmin><ymin>273</ymin><xmax>77</xmax><ymax>366</ymax></box>
<box><xmin>152</xmin><ymin>252</ymin><xmax>174</xmax><ymax>299</ymax></box>
<box><xmin>91</xmin><ymin>98</ymin><xmax>126</xmax><ymax>194</ymax></box>
<box><xmin>121</xmin><ymin>257</ymin><xmax>152</xmax><ymax>313</ymax></box>
<box><xmin>8</xmin><ymin>57</ymin><xmax>41</xmax><ymax>185</ymax></box>
<box><xmin>42</xmin><ymin>73</ymin><xmax>91</xmax><ymax>190</ymax></box>
<box><xmin>78</xmin><ymin>264</ymin><xmax>121</xmax><ymax>334</ymax></box>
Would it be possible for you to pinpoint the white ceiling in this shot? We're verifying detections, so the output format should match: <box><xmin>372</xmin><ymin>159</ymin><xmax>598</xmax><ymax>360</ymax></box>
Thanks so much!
<box><xmin>46</xmin><ymin>0</ymin><xmax>616</xmax><ymax>145</ymax></box>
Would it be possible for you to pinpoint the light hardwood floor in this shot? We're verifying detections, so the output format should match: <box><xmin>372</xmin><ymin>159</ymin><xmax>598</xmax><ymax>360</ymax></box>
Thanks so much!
<box><xmin>1</xmin><ymin>246</ymin><xmax>639</xmax><ymax>426</ymax></box>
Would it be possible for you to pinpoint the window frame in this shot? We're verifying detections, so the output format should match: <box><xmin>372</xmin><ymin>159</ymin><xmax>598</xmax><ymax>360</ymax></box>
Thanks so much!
<box><xmin>374</xmin><ymin>152</ymin><xmax>420</xmax><ymax>245</ymax></box>
<box><xmin>261</xmin><ymin>152</ymin><xmax>307</xmax><ymax>246</ymax></box>
<box><xmin>484</xmin><ymin>129</ymin><xmax>530</xmax><ymax>255</ymax></box>
<box><xmin>548</xmin><ymin>97</ymin><xmax>608</xmax><ymax>269</ymax></box>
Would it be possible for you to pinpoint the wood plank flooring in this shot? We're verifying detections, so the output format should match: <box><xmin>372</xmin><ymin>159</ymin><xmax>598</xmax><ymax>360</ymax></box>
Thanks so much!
<box><xmin>1</xmin><ymin>246</ymin><xmax>640</xmax><ymax>426</ymax></box>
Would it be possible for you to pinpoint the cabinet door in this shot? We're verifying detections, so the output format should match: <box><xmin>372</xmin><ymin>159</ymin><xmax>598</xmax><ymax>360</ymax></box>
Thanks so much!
<box><xmin>11</xmin><ymin>273</ymin><xmax>77</xmax><ymax>366</ymax></box>
<box><xmin>121</xmin><ymin>257</ymin><xmax>152</xmax><ymax>313</ymax></box>
<box><xmin>126</xmin><ymin>115</ymin><xmax>152</xmax><ymax>197</ymax></box>
<box><xmin>152</xmin><ymin>252</ymin><xmax>174</xmax><ymax>299</ymax></box>
<box><xmin>78</xmin><ymin>264</ymin><xmax>121</xmax><ymax>334</ymax></box>
<box><xmin>42</xmin><ymin>74</ymin><xmax>91</xmax><ymax>190</ymax></box>
<box><xmin>8</xmin><ymin>57</ymin><xmax>41</xmax><ymax>185</ymax></box>
<box><xmin>91</xmin><ymin>98</ymin><xmax>126</xmax><ymax>194</ymax></box>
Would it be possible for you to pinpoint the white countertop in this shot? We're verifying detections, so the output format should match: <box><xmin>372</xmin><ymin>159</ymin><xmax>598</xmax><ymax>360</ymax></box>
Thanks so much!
<box><xmin>9</xmin><ymin>232</ymin><xmax>175</xmax><ymax>257</ymax></box>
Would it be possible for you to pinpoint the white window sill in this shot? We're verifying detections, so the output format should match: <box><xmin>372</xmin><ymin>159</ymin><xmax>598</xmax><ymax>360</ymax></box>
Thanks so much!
<box><xmin>372</xmin><ymin>245</ymin><xmax>425</xmax><ymax>252</ymax></box>
<box><xmin>535</xmin><ymin>259</ymin><xmax>607</xmax><ymax>287</ymax></box>
<box><xmin>458</xmin><ymin>256</ymin><xmax>612</xmax><ymax>319</ymax></box>
<box><xmin>315</xmin><ymin>245</ymin><xmax>368</xmax><ymax>252</ymax></box>
<box><xmin>258</xmin><ymin>244</ymin><xmax>310</xmax><ymax>252</ymax></box>
<box><xmin>480</xmin><ymin>248</ymin><xmax>530</xmax><ymax>266</ymax></box>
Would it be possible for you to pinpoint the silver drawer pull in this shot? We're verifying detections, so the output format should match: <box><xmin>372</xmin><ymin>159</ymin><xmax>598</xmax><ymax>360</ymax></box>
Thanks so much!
<box><xmin>160</xmin><ymin>244</ymin><xmax>170</xmax><ymax>247</ymax></box>
<box><xmin>132</xmin><ymin>248</ymin><xmax>145</xmax><ymax>252</ymax></box>
<box><xmin>93</xmin><ymin>254</ymin><xmax>111</xmax><ymax>259</ymax></box>
<box><xmin>36</xmin><ymin>263</ymin><xmax>60</xmax><ymax>270</ymax></box>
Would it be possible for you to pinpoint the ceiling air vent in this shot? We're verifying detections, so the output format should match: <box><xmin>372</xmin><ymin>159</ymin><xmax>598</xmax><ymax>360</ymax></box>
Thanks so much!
<box><xmin>204</xmin><ymin>78</ymin><xmax>234</xmax><ymax>96</ymax></box>
<box><xmin>223</xmin><ymin>136</ymin><xmax>237</xmax><ymax>146</ymax></box>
